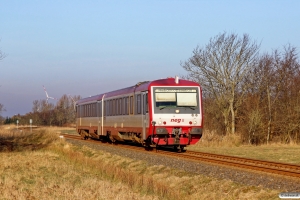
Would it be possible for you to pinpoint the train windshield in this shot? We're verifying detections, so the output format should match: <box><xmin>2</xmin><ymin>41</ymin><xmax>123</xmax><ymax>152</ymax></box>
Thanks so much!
<box><xmin>153</xmin><ymin>87</ymin><xmax>200</xmax><ymax>114</ymax></box>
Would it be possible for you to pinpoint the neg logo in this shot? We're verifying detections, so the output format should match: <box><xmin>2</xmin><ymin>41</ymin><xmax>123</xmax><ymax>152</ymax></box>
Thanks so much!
<box><xmin>170</xmin><ymin>119</ymin><xmax>184</xmax><ymax>123</ymax></box>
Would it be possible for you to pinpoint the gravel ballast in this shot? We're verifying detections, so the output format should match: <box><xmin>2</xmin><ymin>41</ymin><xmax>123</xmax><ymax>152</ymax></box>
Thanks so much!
<box><xmin>66</xmin><ymin>139</ymin><xmax>300</xmax><ymax>192</ymax></box>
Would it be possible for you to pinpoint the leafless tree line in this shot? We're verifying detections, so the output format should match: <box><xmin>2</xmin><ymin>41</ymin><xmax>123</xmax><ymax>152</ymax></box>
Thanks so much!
<box><xmin>182</xmin><ymin>32</ymin><xmax>300</xmax><ymax>144</ymax></box>
<box><xmin>8</xmin><ymin>94</ymin><xmax>80</xmax><ymax>127</ymax></box>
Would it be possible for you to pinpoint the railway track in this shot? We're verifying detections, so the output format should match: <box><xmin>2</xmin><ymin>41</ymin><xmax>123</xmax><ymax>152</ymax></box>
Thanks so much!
<box><xmin>61</xmin><ymin>134</ymin><xmax>300</xmax><ymax>179</ymax></box>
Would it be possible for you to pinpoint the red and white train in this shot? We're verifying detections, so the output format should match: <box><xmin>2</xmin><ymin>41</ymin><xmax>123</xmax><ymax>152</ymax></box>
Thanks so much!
<box><xmin>76</xmin><ymin>76</ymin><xmax>203</xmax><ymax>151</ymax></box>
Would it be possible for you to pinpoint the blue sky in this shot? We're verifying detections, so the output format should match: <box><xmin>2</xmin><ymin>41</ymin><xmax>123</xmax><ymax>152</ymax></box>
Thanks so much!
<box><xmin>0</xmin><ymin>0</ymin><xmax>299</xmax><ymax>117</ymax></box>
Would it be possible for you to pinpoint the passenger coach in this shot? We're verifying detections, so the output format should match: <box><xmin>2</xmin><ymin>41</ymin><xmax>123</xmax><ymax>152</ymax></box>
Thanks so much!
<box><xmin>76</xmin><ymin>76</ymin><xmax>203</xmax><ymax>151</ymax></box>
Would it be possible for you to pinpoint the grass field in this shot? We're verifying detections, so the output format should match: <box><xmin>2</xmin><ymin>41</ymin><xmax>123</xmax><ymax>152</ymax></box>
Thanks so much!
<box><xmin>0</xmin><ymin>125</ymin><xmax>289</xmax><ymax>199</ymax></box>
<box><xmin>187</xmin><ymin>132</ymin><xmax>300</xmax><ymax>164</ymax></box>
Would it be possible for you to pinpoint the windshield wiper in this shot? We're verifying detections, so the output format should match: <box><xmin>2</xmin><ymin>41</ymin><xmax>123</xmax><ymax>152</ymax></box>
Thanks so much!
<box><xmin>159</xmin><ymin>106</ymin><xmax>167</xmax><ymax>110</ymax></box>
<box><xmin>177</xmin><ymin>106</ymin><xmax>196</xmax><ymax>110</ymax></box>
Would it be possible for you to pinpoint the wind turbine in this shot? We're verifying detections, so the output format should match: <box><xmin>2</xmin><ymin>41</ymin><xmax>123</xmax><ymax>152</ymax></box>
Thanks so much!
<box><xmin>68</xmin><ymin>94</ymin><xmax>77</xmax><ymax>110</ymax></box>
<box><xmin>43</xmin><ymin>85</ymin><xmax>57</xmax><ymax>104</ymax></box>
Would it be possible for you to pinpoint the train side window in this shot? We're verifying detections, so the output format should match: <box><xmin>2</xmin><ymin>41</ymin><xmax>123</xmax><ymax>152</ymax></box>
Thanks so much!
<box><xmin>112</xmin><ymin>99</ymin><xmax>115</xmax><ymax>116</ymax></box>
<box><xmin>118</xmin><ymin>98</ymin><xmax>121</xmax><ymax>115</ymax></box>
<box><xmin>90</xmin><ymin>104</ymin><xmax>92</xmax><ymax>117</ymax></box>
<box><xmin>122</xmin><ymin>97</ymin><xmax>126</xmax><ymax>115</ymax></box>
<box><xmin>82</xmin><ymin>105</ymin><xmax>84</xmax><ymax>117</ymax></box>
<box><xmin>89</xmin><ymin>104</ymin><xmax>92</xmax><ymax>117</ymax></box>
<box><xmin>125</xmin><ymin>97</ymin><xmax>129</xmax><ymax>115</ymax></box>
<box><xmin>115</xmin><ymin>99</ymin><xmax>118</xmax><ymax>115</ymax></box>
<box><xmin>77</xmin><ymin>105</ymin><xmax>80</xmax><ymax>117</ymax></box>
<box><xmin>114</xmin><ymin>99</ymin><xmax>118</xmax><ymax>115</ymax></box>
<box><xmin>88</xmin><ymin>104</ymin><xmax>90</xmax><ymax>117</ymax></box>
<box><xmin>130</xmin><ymin>96</ymin><xmax>133</xmax><ymax>115</ymax></box>
<box><xmin>109</xmin><ymin>100</ymin><xmax>112</xmax><ymax>116</ymax></box>
<box><xmin>137</xmin><ymin>94</ymin><xmax>141</xmax><ymax>114</ymax></box>
<box><xmin>105</xmin><ymin>101</ymin><xmax>109</xmax><ymax>116</ymax></box>
<box><xmin>108</xmin><ymin>100</ymin><xmax>111</xmax><ymax>116</ymax></box>
<box><xmin>104</xmin><ymin>101</ymin><xmax>106</xmax><ymax>116</ymax></box>
<box><xmin>100</xmin><ymin>101</ymin><xmax>103</xmax><ymax>117</ymax></box>
<box><xmin>107</xmin><ymin>100</ymin><xmax>109</xmax><ymax>116</ymax></box>
<box><xmin>92</xmin><ymin>104</ymin><xmax>94</xmax><ymax>117</ymax></box>
<box><xmin>93</xmin><ymin>103</ymin><xmax>96</xmax><ymax>117</ymax></box>
<box><xmin>146</xmin><ymin>93</ymin><xmax>148</xmax><ymax>113</ymax></box>
<box><xmin>85</xmin><ymin>104</ymin><xmax>87</xmax><ymax>117</ymax></box>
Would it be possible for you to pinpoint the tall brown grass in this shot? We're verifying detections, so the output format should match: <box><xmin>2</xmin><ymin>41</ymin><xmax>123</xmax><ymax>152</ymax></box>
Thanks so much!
<box><xmin>0</xmin><ymin>126</ymin><xmax>280</xmax><ymax>199</ymax></box>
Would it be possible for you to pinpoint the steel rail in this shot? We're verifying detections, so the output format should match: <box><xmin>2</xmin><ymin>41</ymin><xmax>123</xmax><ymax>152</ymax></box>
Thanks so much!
<box><xmin>61</xmin><ymin>134</ymin><xmax>300</xmax><ymax>179</ymax></box>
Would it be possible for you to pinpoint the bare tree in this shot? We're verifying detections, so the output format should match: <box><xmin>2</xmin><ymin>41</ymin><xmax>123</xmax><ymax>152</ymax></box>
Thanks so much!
<box><xmin>182</xmin><ymin>32</ymin><xmax>260</xmax><ymax>134</ymax></box>
<box><xmin>0</xmin><ymin>103</ymin><xmax>5</xmax><ymax>116</ymax></box>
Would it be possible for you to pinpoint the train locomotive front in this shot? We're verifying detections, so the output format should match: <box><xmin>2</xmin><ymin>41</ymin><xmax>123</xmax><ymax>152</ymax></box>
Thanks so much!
<box><xmin>147</xmin><ymin>77</ymin><xmax>203</xmax><ymax>151</ymax></box>
<box><xmin>76</xmin><ymin>76</ymin><xmax>203</xmax><ymax>151</ymax></box>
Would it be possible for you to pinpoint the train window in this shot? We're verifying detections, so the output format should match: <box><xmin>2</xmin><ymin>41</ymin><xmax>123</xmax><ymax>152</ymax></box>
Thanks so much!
<box><xmin>78</xmin><ymin>105</ymin><xmax>80</xmax><ymax>117</ymax></box>
<box><xmin>142</xmin><ymin>93</ymin><xmax>148</xmax><ymax>115</ymax></box>
<box><xmin>122</xmin><ymin>97</ymin><xmax>126</xmax><ymax>115</ymax></box>
<box><xmin>98</xmin><ymin>101</ymin><xmax>102</xmax><ymax>117</ymax></box>
<box><xmin>105</xmin><ymin>101</ymin><xmax>107</xmax><ymax>116</ymax></box>
<box><xmin>90</xmin><ymin>104</ymin><xmax>91</xmax><ymax>116</ymax></box>
<box><xmin>92</xmin><ymin>103</ymin><xmax>96</xmax><ymax>117</ymax></box>
<box><xmin>146</xmin><ymin>93</ymin><xmax>148</xmax><ymax>113</ymax></box>
<box><xmin>104</xmin><ymin>101</ymin><xmax>107</xmax><ymax>116</ymax></box>
<box><xmin>112</xmin><ymin>99</ymin><xmax>115</xmax><ymax>116</ymax></box>
<box><xmin>107</xmin><ymin>100</ymin><xmax>109</xmax><ymax>116</ymax></box>
<box><xmin>125</xmin><ymin>97</ymin><xmax>129</xmax><ymax>115</ymax></box>
<box><xmin>92</xmin><ymin>104</ymin><xmax>94</xmax><ymax>117</ymax></box>
<box><xmin>130</xmin><ymin>96</ymin><xmax>133</xmax><ymax>115</ymax></box>
<box><xmin>109</xmin><ymin>100</ymin><xmax>112</xmax><ymax>116</ymax></box>
<box><xmin>108</xmin><ymin>100</ymin><xmax>110</xmax><ymax>116</ymax></box>
<box><xmin>119</xmin><ymin>98</ymin><xmax>122</xmax><ymax>115</ymax></box>
<box><xmin>85</xmin><ymin>104</ymin><xmax>88</xmax><ymax>117</ymax></box>
<box><xmin>90</xmin><ymin>104</ymin><xmax>92</xmax><ymax>117</ymax></box>
<box><xmin>88</xmin><ymin>104</ymin><xmax>91</xmax><ymax>117</ymax></box>
<box><xmin>84</xmin><ymin>105</ymin><xmax>86</xmax><ymax>117</ymax></box>
<box><xmin>137</xmin><ymin>94</ymin><xmax>141</xmax><ymax>114</ymax></box>
<box><xmin>115</xmin><ymin>99</ymin><xmax>117</xmax><ymax>115</ymax></box>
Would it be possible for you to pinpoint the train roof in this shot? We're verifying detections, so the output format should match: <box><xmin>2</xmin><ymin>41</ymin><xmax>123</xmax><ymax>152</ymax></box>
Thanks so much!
<box><xmin>76</xmin><ymin>77</ymin><xmax>200</xmax><ymax>105</ymax></box>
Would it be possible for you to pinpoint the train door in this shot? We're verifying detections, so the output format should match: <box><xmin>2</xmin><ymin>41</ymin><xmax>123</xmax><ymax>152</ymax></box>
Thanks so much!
<box><xmin>142</xmin><ymin>92</ymin><xmax>148</xmax><ymax>140</ymax></box>
<box><xmin>97</xmin><ymin>100</ymin><xmax>101</xmax><ymax>135</ymax></box>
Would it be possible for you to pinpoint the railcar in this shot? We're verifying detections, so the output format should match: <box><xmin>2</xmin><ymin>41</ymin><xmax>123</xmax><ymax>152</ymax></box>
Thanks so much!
<box><xmin>76</xmin><ymin>76</ymin><xmax>203</xmax><ymax>151</ymax></box>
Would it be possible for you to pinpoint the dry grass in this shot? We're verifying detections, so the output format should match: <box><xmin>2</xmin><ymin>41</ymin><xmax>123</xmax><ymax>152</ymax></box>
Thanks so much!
<box><xmin>187</xmin><ymin>131</ymin><xmax>300</xmax><ymax>164</ymax></box>
<box><xmin>0</xmin><ymin>126</ymin><xmax>281</xmax><ymax>199</ymax></box>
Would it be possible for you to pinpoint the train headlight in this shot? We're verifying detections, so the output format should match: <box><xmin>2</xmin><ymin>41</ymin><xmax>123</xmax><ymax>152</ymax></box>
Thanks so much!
<box><xmin>158</xmin><ymin>121</ymin><xmax>162</xmax><ymax>125</ymax></box>
<box><xmin>194</xmin><ymin>121</ymin><xmax>197</xmax><ymax>124</ymax></box>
